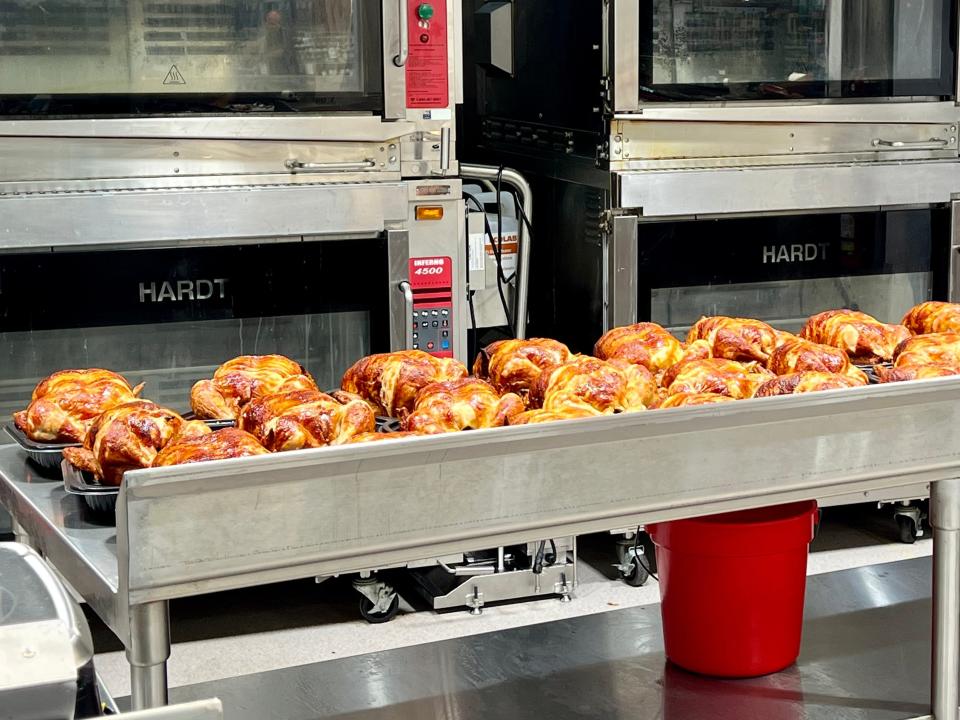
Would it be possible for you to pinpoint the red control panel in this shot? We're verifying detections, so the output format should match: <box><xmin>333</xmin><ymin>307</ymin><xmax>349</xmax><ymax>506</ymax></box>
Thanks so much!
<box><xmin>406</xmin><ymin>1</ymin><xmax>449</xmax><ymax>109</ymax></box>
<box><xmin>409</xmin><ymin>256</ymin><xmax>453</xmax><ymax>357</ymax></box>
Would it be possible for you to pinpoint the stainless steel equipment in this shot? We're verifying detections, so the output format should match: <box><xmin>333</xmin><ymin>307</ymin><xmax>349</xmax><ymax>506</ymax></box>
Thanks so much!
<box><xmin>3</xmin><ymin>377</ymin><xmax>960</xmax><ymax>714</ymax></box>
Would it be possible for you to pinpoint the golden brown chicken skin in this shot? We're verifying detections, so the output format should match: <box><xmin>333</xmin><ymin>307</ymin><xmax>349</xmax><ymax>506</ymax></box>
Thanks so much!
<box><xmin>753</xmin><ymin>371</ymin><xmax>865</xmax><ymax>398</ymax></box>
<box><xmin>800</xmin><ymin>310</ymin><xmax>911</xmax><ymax>363</ymax></box>
<box><xmin>62</xmin><ymin>401</ymin><xmax>202</xmax><ymax>485</ymax></box>
<box><xmin>508</xmin><ymin>407</ymin><xmax>603</xmax><ymax>426</ymax></box>
<box><xmin>532</xmin><ymin>356</ymin><xmax>657</xmax><ymax>414</ymax></box>
<box><xmin>240</xmin><ymin>389</ymin><xmax>375</xmax><ymax>452</ymax></box>
<box><xmin>663</xmin><ymin>358</ymin><xmax>775</xmax><ymax>399</ymax></box>
<box><xmin>153</xmin><ymin>428</ymin><xmax>269</xmax><ymax>467</ymax></box>
<box><xmin>654</xmin><ymin>392</ymin><xmax>737</xmax><ymax>409</ymax></box>
<box><xmin>767</xmin><ymin>337</ymin><xmax>868</xmax><ymax>384</ymax></box>
<box><xmin>687</xmin><ymin>316</ymin><xmax>779</xmax><ymax>363</ymax></box>
<box><xmin>473</xmin><ymin>338</ymin><xmax>571</xmax><ymax>404</ymax></box>
<box><xmin>902</xmin><ymin>302</ymin><xmax>960</xmax><ymax>335</ymax></box>
<box><xmin>341</xmin><ymin>350</ymin><xmax>468</xmax><ymax>420</ymax></box>
<box><xmin>403</xmin><ymin>378</ymin><xmax>524</xmax><ymax>434</ymax></box>
<box><xmin>593</xmin><ymin>323</ymin><xmax>684</xmax><ymax>375</ymax></box>
<box><xmin>347</xmin><ymin>431</ymin><xmax>424</xmax><ymax>443</ymax></box>
<box><xmin>14</xmin><ymin>369</ymin><xmax>143</xmax><ymax>443</ymax></box>
<box><xmin>190</xmin><ymin>355</ymin><xmax>318</xmax><ymax>421</ymax></box>
<box><xmin>876</xmin><ymin>364</ymin><xmax>960</xmax><ymax>383</ymax></box>
<box><xmin>890</xmin><ymin>333</ymin><xmax>960</xmax><ymax>370</ymax></box>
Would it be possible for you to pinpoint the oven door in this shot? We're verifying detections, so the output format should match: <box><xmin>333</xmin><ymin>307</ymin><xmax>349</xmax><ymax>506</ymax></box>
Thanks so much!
<box><xmin>626</xmin><ymin>207</ymin><xmax>951</xmax><ymax>338</ymax></box>
<box><xmin>613</xmin><ymin>0</ymin><xmax>957</xmax><ymax>108</ymax></box>
<box><xmin>0</xmin><ymin>239</ymin><xmax>394</xmax><ymax>424</ymax></box>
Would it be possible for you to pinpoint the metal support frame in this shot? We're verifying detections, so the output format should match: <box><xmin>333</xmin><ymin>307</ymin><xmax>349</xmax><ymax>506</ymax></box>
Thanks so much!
<box><xmin>128</xmin><ymin>602</ymin><xmax>171</xmax><ymax>710</ymax></box>
<box><xmin>931</xmin><ymin>479</ymin><xmax>960</xmax><ymax>720</ymax></box>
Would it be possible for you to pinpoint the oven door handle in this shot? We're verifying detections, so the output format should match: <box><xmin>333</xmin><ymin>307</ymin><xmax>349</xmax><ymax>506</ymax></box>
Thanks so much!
<box><xmin>398</xmin><ymin>281</ymin><xmax>415</xmax><ymax>349</ymax></box>
<box><xmin>872</xmin><ymin>137</ymin><xmax>950</xmax><ymax>150</ymax></box>
<box><xmin>393</xmin><ymin>0</ymin><xmax>410</xmax><ymax>67</ymax></box>
<box><xmin>284</xmin><ymin>159</ymin><xmax>377</xmax><ymax>173</ymax></box>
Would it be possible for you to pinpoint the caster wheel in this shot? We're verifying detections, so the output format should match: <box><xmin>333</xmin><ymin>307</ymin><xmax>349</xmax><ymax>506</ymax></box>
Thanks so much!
<box><xmin>619</xmin><ymin>556</ymin><xmax>649</xmax><ymax>587</ymax></box>
<box><xmin>359</xmin><ymin>594</ymin><xmax>400</xmax><ymax>624</ymax></box>
<box><xmin>897</xmin><ymin>515</ymin><xmax>918</xmax><ymax>545</ymax></box>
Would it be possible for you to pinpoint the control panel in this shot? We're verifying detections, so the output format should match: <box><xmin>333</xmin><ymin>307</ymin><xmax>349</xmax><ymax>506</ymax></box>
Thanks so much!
<box><xmin>409</xmin><ymin>256</ymin><xmax>454</xmax><ymax>358</ymax></box>
<box><xmin>406</xmin><ymin>0</ymin><xmax>450</xmax><ymax>109</ymax></box>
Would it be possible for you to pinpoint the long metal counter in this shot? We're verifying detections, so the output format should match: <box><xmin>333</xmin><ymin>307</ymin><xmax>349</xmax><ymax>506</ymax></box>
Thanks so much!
<box><xmin>4</xmin><ymin>377</ymin><xmax>960</xmax><ymax>718</ymax></box>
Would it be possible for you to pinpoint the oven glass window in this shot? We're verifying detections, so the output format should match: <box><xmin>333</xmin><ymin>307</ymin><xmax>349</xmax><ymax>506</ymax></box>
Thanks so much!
<box><xmin>0</xmin><ymin>0</ymin><xmax>382</xmax><ymax>116</ymax></box>
<box><xmin>641</xmin><ymin>0</ymin><xmax>954</xmax><ymax>101</ymax></box>
<box><xmin>641</xmin><ymin>208</ymin><xmax>948</xmax><ymax>336</ymax></box>
<box><xmin>0</xmin><ymin>239</ymin><xmax>390</xmax><ymax>430</ymax></box>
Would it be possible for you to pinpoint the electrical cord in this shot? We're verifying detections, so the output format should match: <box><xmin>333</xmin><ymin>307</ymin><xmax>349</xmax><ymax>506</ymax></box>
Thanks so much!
<box><xmin>633</xmin><ymin>526</ymin><xmax>658</xmax><ymax>582</ymax></box>
<box><xmin>464</xmin><ymin>190</ymin><xmax>515</xmax><ymax>333</ymax></box>
<box><xmin>532</xmin><ymin>540</ymin><xmax>546</xmax><ymax>574</ymax></box>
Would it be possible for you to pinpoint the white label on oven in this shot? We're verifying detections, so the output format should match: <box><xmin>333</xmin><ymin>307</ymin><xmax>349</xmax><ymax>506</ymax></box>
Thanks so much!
<box><xmin>469</xmin><ymin>232</ymin><xmax>486</xmax><ymax>272</ymax></box>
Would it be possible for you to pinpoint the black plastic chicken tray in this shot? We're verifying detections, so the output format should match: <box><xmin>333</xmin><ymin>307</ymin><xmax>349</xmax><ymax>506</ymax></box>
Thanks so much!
<box><xmin>858</xmin><ymin>363</ymin><xmax>892</xmax><ymax>385</ymax></box>
<box><xmin>376</xmin><ymin>417</ymin><xmax>403</xmax><ymax>433</ymax></box>
<box><xmin>61</xmin><ymin>459</ymin><xmax>118</xmax><ymax>515</ymax></box>
<box><xmin>4</xmin><ymin>423</ymin><xmax>80</xmax><ymax>476</ymax></box>
<box><xmin>182</xmin><ymin>412</ymin><xmax>235</xmax><ymax>430</ymax></box>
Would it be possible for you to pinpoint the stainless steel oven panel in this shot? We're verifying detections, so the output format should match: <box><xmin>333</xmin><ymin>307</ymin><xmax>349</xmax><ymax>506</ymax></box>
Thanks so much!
<box><xmin>617</xmin><ymin>161</ymin><xmax>960</xmax><ymax>218</ymax></box>
<box><xmin>952</xmin><ymin>200</ymin><xmax>960</xmax><ymax>303</ymax></box>
<box><xmin>610</xmin><ymin>121</ymin><xmax>959</xmax><ymax>169</ymax></box>
<box><xmin>612</xmin><ymin>0</ymin><xmax>641</xmax><ymax>114</ymax></box>
<box><xmin>606</xmin><ymin>215</ymin><xmax>639</xmax><ymax>331</ymax></box>
<box><xmin>615</xmin><ymin>101</ymin><xmax>960</xmax><ymax>124</ymax></box>
<box><xmin>0</xmin><ymin>183</ymin><xmax>409</xmax><ymax>251</ymax></box>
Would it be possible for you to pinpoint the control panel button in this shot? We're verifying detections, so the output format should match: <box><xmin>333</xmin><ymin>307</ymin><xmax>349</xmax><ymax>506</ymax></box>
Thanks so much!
<box><xmin>431</xmin><ymin>310</ymin><xmax>439</xmax><ymax>316</ymax></box>
<box><xmin>441</xmin><ymin>340</ymin><xmax>450</xmax><ymax>350</ymax></box>
<box><xmin>441</xmin><ymin>330</ymin><xmax>449</xmax><ymax>338</ymax></box>
<box><xmin>441</xmin><ymin>309</ymin><xmax>449</xmax><ymax>316</ymax></box>
<box><xmin>419</xmin><ymin>33</ymin><xmax>429</xmax><ymax>43</ymax></box>
<box><xmin>441</xmin><ymin>320</ymin><xmax>449</xmax><ymax>328</ymax></box>
<box><xmin>413</xmin><ymin>343</ymin><xmax>419</xmax><ymax>349</ymax></box>
<box><xmin>432</xmin><ymin>321</ymin><xmax>439</xmax><ymax>328</ymax></box>
<box><xmin>413</xmin><ymin>332</ymin><xmax>419</xmax><ymax>340</ymax></box>
<box><xmin>427</xmin><ymin>341</ymin><xmax>435</xmax><ymax>350</ymax></box>
<box><xmin>417</xmin><ymin>3</ymin><xmax>434</xmax><ymax>20</ymax></box>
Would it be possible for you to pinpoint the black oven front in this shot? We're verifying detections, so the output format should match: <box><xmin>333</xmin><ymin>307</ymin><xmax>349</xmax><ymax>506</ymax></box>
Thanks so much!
<box><xmin>0</xmin><ymin>239</ymin><xmax>390</xmax><ymax>425</ymax></box>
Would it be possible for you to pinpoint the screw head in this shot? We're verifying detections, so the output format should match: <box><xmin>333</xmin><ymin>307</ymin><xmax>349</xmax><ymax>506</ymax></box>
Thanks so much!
<box><xmin>22</xmin><ymin>647</ymin><xmax>35</xmax><ymax>659</ymax></box>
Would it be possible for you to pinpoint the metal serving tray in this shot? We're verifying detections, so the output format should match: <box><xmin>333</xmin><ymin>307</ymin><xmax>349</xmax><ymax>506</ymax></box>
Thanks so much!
<box><xmin>4</xmin><ymin>423</ymin><xmax>80</xmax><ymax>475</ymax></box>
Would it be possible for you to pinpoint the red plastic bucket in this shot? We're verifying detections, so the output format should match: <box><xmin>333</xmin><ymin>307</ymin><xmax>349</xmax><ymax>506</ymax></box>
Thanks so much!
<box><xmin>647</xmin><ymin>501</ymin><xmax>818</xmax><ymax>678</ymax></box>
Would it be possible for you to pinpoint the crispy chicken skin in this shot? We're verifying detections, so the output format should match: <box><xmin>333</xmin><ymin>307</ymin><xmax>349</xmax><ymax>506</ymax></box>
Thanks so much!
<box><xmin>531</xmin><ymin>355</ymin><xmax>657</xmax><ymax>414</ymax></box>
<box><xmin>800</xmin><ymin>310</ymin><xmax>911</xmax><ymax>363</ymax></box>
<box><xmin>62</xmin><ymin>401</ymin><xmax>199</xmax><ymax>485</ymax></box>
<box><xmin>593</xmin><ymin>323</ymin><xmax>684</xmax><ymax>374</ymax></box>
<box><xmin>753</xmin><ymin>371</ymin><xmax>865</xmax><ymax>398</ymax></box>
<box><xmin>14</xmin><ymin>369</ymin><xmax>143</xmax><ymax>443</ymax></box>
<box><xmin>654</xmin><ymin>392</ymin><xmax>737</xmax><ymax>409</ymax></box>
<box><xmin>509</xmin><ymin>407</ymin><xmax>603</xmax><ymax>426</ymax></box>
<box><xmin>347</xmin><ymin>431</ymin><xmax>424</xmax><ymax>443</ymax></box>
<box><xmin>403</xmin><ymin>378</ymin><xmax>524</xmax><ymax>434</ymax></box>
<box><xmin>767</xmin><ymin>337</ymin><xmax>868</xmax><ymax>384</ymax></box>
<box><xmin>240</xmin><ymin>389</ymin><xmax>375</xmax><ymax>452</ymax></box>
<box><xmin>890</xmin><ymin>333</ymin><xmax>960</xmax><ymax>370</ymax></box>
<box><xmin>153</xmin><ymin>428</ymin><xmax>269</xmax><ymax>467</ymax></box>
<box><xmin>663</xmin><ymin>358</ymin><xmax>775</xmax><ymax>399</ymax></box>
<box><xmin>190</xmin><ymin>355</ymin><xmax>318</xmax><ymax>421</ymax></box>
<box><xmin>341</xmin><ymin>350</ymin><xmax>468</xmax><ymax>420</ymax></box>
<box><xmin>473</xmin><ymin>338</ymin><xmax>571</xmax><ymax>404</ymax></box>
<box><xmin>876</xmin><ymin>364</ymin><xmax>960</xmax><ymax>383</ymax></box>
<box><xmin>686</xmin><ymin>316</ymin><xmax>779</xmax><ymax>363</ymax></box>
<box><xmin>902</xmin><ymin>302</ymin><xmax>960</xmax><ymax>335</ymax></box>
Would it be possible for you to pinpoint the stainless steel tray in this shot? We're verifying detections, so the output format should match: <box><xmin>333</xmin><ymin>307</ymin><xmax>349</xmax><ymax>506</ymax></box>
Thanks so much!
<box><xmin>61</xmin><ymin>459</ymin><xmax>118</xmax><ymax>515</ymax></box>
<box><xmin>4</xmin><ymin>423</ymin><xmax>80</xmax><ymax>475</ymax></box>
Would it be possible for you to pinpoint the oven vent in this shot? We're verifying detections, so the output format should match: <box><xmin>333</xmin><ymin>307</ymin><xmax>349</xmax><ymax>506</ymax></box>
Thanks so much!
<box><xmin>0</xmin><ymin>0</ymin><xmax>112</xmax><ymax>56</ymax></box>
<box><xmin>142</xmin><ymin>1</ymin><xmax>235</xmax><ymax>56</ymax></box>
<box><xmin>482</xmin><ymin>118</ymin><xmax>575</xmax><ymax>154</ymax></box>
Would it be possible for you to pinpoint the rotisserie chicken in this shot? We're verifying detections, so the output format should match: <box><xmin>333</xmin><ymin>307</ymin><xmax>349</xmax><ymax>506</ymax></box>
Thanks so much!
<box><xmin>62</xmin><ymin>401</ymin><xmax>205</xmax><ymax>485</ymax></box>
<box><xmin>889</xmin><ymin>333</ymin><xmax>960</xmax><ymax>370</ymax></box>
<box><xmin>403</xmin><ymin>378</ymin><xmax>524</xmax><ymax>434</ymax></box>
<box><xmin>153</xmin><ymin>428</ymin><xmax>269</xmax><ymax>467</ymax></box>
<box><xmin>509</xmin><ymin>407</ymin><xmax>603</xmax><ymax>425</ymax></box>
<box><xmin>14</xmin><ymin>369</ymin><xmax>144</xmax><ymax>443</ymax></box>
<box><xmin>473</xmin><ymin>338</ymin><xmax>571</xmax><ymax>404</ymax></box>
<box><xmin>341</xmin><ymin>350</ymin><xmax>468</xmax><ymax>420</ymax></box>
<box><xmin>753</xmin><ymin>371</ymin><xmax>865</xmax><ymax>398</ymax></box>
<box><xmin>532</xmin><ymin>356</ymin><xmax>657</xmax><ymax>414</ymax></box>
<box><xmin>767</xmin><ymin>337</ymin><xmax>868</xmax><ymax>384</ymax></box>
<box><xmin>593</xmin><ymin>323</ymin><xmax>684</xmax><ymax>375</ymax></box>
<box><xmin>800</xmin><ymin>310</ymin><xmax>911</xmax><ymax>363</ymax></box>
<box><xmin>240</xmin><ymin>389</ymin><xmax>375</xmax><ymax>452</ymax></box>
<box><xmin>876</xmin><ymin>364</ymin><xmax>960</xmax><ymax>383</ymax></box>
<box><xmin>663</xmin><ymin>358</ymin><xmax>775</xmax><ymax>399</ymax></box>
<box><xmin>902</xmin><ymin>302</ymin><xmax>960</xmax><ymax>335</ymax></box>
<box><xmin>190</xmin><ymin>355</ymin><xmax>318</xmax><ymax>421</ymax></box>
<box><xmin>347</xmin><ymin>431</ymin><xmax>424</xmax><ymax>443</ymax></box>
<box><xmin>654</xmin><ymin>392</ymin><xmax>737</xmax><ymax>409</ymax></box>
<box><xmin>686</xmin><ymin>316</ymin><xmax>779</xmax><ymax>363</ymax></box>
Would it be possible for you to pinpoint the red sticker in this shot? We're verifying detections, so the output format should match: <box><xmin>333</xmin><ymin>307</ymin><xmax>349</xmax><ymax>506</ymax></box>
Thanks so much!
<box><xmin>409</xmin><ymin>256</ymin><xmax>452</xmax><ymax>291</ymax></box>
<box><xmin>405</xmin><ymin>0</ymin><xmax>449</xmax><ymax>109</ymax></box>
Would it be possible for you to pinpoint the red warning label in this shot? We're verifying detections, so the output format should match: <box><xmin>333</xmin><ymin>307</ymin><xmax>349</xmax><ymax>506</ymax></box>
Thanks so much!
<box><xmin>406</xmin><ymin>0</ymin><xmax>449</xmax><ymax>109</ymax></box>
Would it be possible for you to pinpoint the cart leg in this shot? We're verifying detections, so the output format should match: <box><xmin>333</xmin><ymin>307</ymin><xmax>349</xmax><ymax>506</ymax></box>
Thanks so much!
<box><xmin>127</xmin><ymin>601</ymin><xmax>170</xmax><ymax>710</ymax></box>
<box><xmin>931</xmin><ymin>478</ymin><xmax>960</xmax><ymax>720</ymax></box>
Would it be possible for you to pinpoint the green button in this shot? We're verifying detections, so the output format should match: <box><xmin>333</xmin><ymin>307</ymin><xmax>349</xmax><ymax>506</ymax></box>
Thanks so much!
<box><xmin>417</xmin><ymin>3</ymin><xmax>434</xmax><ymax>20</ymax></box>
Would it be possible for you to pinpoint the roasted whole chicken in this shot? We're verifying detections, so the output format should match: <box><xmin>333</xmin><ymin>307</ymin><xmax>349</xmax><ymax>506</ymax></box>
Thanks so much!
<box><xmin>753</xmin><ymin>372</ymin><xmax>865</xmax><ymax>398</ymax></box>
<box><xmin>240</xmin><ymin>389</ymin><xmax>375</xmax><ymax>452</ymax></box>
<box><xmin>889</xmin><ymin>333</ymin><xmax>960</xmax><ymax>370</ymax></box>
<box><xmin>509</xmin><ymin>407</ymin><xmax>603</xmax><ymax>425</ymax></box>
<box><xmin>62</xmin><ymin>401</ymin><xmax>205</xmax><ymax>485</ymax></box>
<box><xmin>663</xmin><ymin>358</ymin><xmax>775</xmax><ymax>399</ymax></box>
<box><xmin>902</xmin><ymin>302</ymin><xmax>960</xmax><ymax>335</ymax></box>
<box><xmin>14</xmin><ymin>369</ymin><xmax>143</xmax><ymax>443</ymax></box>
<box><xmin>655</xmin><ymin>392</ymin><xmax>736</xmax><ymax>409</ymax></box>
<box><xmin>342</xmin><ymin>350</ymin><xmax>468</xmax><ymax>419</ymax></box>
<box><xmin>403</xmin><ymin>378</ymin><xmax>524</xmax><ymax>434</ymax></box>
<box><xmin>347</xmin><ymin>431</ymin><xmax>424</xmax><ymax>443</ymax></box>
<box><xmin>473</xmin><ymin>338</ymin><xmax>571</xmax><ymax>404</ymax></box>
<box><xmin>767</xmin><ymin>337</ymin><xmax>868</xmax><ymax>384</ymax></box>
<box><xmin>876</xmin><ymin>364</ymin><xmax>960</xmax><ymax>383</ymax></box>
<box><xmin>153</xmin><ymin>428</ymin><xmax>269</xmax><ymax>467</ymax></box>
<box><xmin>593</xmin><ymin>322</ymin><xmax>684</xmax><ymax>375</ymax></box>
<box><xmin>800</xmin><ymin>310</ymin><xmax>911</xmax><ymax>363</ymax></box>
<box><xmin>686</xmin><ymin>316</ymin><xmax>779</xmax><ymax>363</ymax></box>
<box><xmin>190</xmin><ymin>355</ymin><xmax>318</xmax><ymax>421</ymax></box>
<box><xmin>532</xmin><ymin>356</ymin><xmax>657</xmax><ymax>414</ymax></box>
